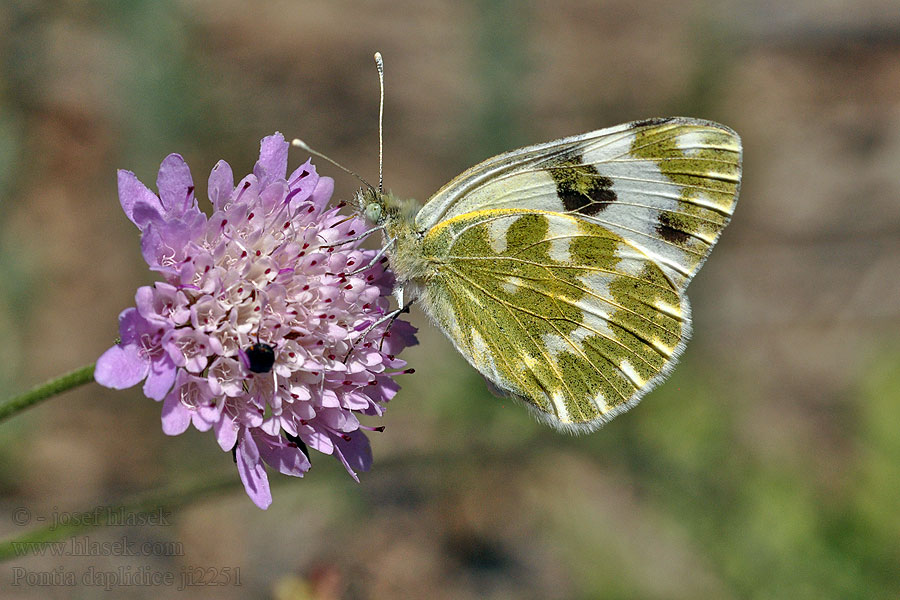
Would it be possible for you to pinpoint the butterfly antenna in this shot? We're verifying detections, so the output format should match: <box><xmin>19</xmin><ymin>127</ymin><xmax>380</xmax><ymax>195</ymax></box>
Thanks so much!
<box><xmin>290</xmin><ymin>138</ymin><xmax>375</xmax><ymax>194</ymax></box>
<box><xmin>374</xmin><ymin>51</ymin><xmax>385</xmax><ymax>194</ymax></box>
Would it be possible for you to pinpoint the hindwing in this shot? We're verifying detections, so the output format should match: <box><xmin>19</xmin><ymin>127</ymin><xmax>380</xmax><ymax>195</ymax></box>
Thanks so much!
<box><xmin>416</xmin><ymin>209</ymin><xmax>689</xmax><ymax>431</ymax></box>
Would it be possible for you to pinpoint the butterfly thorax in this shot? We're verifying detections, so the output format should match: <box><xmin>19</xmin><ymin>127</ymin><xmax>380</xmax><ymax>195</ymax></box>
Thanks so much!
<box><xmin>354</xmin><ymin>188</ymin><xmax>429</xmax><ymax>286</ymax></box>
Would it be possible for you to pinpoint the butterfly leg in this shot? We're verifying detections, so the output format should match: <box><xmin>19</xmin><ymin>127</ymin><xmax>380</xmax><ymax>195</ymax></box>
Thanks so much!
<box><xmin>377</xmin><ymin>298</ymin><xmax>414</xmax><ymax>352</ymax></box>
<box><xmin>341</xmin><ymin>237</ymin><xmax>396</xmax><ymax>277</ymax></box>
<box><xmin>320</xmin><ymin>225</ymin><xmax>385</xmax><ymax>249</ymax></box>
<box><xmin>343</xmin><ymin>297</ymin><xmax>414</xmax><ymax>361</ymax></box>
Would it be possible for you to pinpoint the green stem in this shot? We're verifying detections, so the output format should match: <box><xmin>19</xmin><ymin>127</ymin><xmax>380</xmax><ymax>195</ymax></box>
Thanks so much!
<box><xmin>0</xmin><ymin>363</ymin><xmax>96</xmax><ymax>424</ymax></box>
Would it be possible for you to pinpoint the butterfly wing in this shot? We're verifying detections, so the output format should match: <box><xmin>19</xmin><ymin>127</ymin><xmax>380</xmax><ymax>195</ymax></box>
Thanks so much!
<box><xmin>415</xmin><ymin>117</ymin><xmax>741</xmax><ymax>291</ymax></box>
<box><xmin>408</xmin><ymin>118</ymin><xmax>741</xmax><ymax>430</ymax></box>
<box><xmin>416</xmin><ymin>208</ymin><xmax>688</xmax><ymax>432</ymax></box>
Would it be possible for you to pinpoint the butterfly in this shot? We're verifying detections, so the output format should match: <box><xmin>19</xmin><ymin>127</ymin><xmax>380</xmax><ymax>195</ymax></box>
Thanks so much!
<box><xmin>344</xmin><ymin>116</ymin><xmax>742</xmax><ymax>433</ymax></box>
<box><xmin>293</xmin><ymin>57</ymin><xmax>741</xmax><ymax>433</ymax></box>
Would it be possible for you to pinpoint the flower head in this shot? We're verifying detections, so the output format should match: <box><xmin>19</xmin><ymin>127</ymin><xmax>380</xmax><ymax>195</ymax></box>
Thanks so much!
<box><xmin>96</xmin><ymin>133</ymin><xmax>417</xmax><ymax>508</ymax></box>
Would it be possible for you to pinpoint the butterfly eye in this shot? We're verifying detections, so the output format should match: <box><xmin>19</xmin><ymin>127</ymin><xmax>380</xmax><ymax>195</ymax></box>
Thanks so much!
<box><xmin>364</xmin><ymin>202</ymin><xmax>383</xmax><ymax>224</ymax></box>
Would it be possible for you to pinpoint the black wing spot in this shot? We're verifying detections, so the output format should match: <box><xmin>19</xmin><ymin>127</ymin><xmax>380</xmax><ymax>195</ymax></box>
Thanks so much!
<box><xmin>656</xmin><ymin>210</ymin><xmax>691</xmax><ymax>244</ymax></box>
<box><xmin>546</xmin><ymin>153</ymin><xmax>616</xmax><ymax>216</ymax></box>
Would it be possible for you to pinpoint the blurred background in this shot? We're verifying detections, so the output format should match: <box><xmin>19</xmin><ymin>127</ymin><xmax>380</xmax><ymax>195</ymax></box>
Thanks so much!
<box><xmin>2</xmin><ymin>1</ymin><xmax>900</xmax><ymax>598</ymax></box>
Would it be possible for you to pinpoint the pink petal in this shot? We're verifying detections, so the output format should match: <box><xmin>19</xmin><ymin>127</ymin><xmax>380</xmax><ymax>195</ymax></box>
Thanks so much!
<box><xmin>236</xmin><ymin>433</ymin><xmax>271</xmax><ymax>509</ymax></box>
<box><xmin>118</xmin><ymin>170</ymin><xmax>163</xmax><ymax>229</ymax></box>
<box><xmin>156</xmin><ymin>154</ymin><xmax>194</xmax><ymax>215</ymax></box>
<box><xmin>208</xmin><ymin>160</ymin><xmax>234</xmax><ymax>209</ymax></box>
<box><xmin>287</xmin><ymin>159</ymin><xmax>317</xmax><ymax>187</ymax></box>
<box><xmin>259</xmin><ymin>181</ymin><xmax>288</xmax><ymax>214</ymax></box>
<box><xmin>161</xmin><ymin>391</ymin><xmax>191</xmax><ymax>435</ymax></box>
<box><xmin>214</xmin><ymin>415</ymin><xmax>238</xmax><ymax>451</ymax></box>
<box><xmin>254</xmin><ymin>132</ymin><xmax>289</xmax><ymax>188</ymax></box>
<box><xmin>309</xmin><ymin>176</ymin><xmax>334</xmax><ymax>211</ymax></box>
<box><xmin>94</xmin><ymin>344</ymin><xmax>148</xmax><ymax>389</ymax></box>
<box><xmin>231</xmin><ymin>174</ymin><xmax>259</xmax><ymax>203</ymax></box>
<box><xmin>143</xmin><ymin>358</ymin><xmax>177</xmax><ymax>400</ymax></box>
<box><xmin>255</xmin><ymin>431</ymin><xmax>310</xmax><ymax>477</ymax></box>
<box><xmin>300</xmin><ymin>427</ymin><xmax>333</xmax><ymax>455</ymax></box>
<box><xmin>383</xmin><ymin>320</ymin><xmax>419</xmax><ymax>354</ymax></box>
<box><xmin>333</xmin><ymin>432</ymin><xmax>373</xmax><ymax>481</ymax></box>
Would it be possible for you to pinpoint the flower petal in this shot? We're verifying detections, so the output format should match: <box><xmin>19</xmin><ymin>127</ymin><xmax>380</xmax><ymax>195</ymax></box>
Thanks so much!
<box><xmin>383</xmin><ymin>320</ymin><xmax>419</xmax><ymax>354</ymax></box>
<box><xmin>287</xmin><ymin>159</ymin><xmax>317</xmax><ymax>188</ymax></box>
<box><xmin>236</xmin><ymin>433</ymin><xmax>272</xmax><ymax>509</ymax></box>
<box><xmin>94</xmin><ymin>344</ymin><xmax>148</xmax><ymax>389</ymax></box>
<box><xmin>310</xmin><ymin>176</ymin><xmax>335</xmax><ymax>211</ymax></box>
<box><xmin>285</xmin><ymin>159</ymin><xmax>319</xmax><ymax>209</ymax></box>
<box><xmin>116</xmin><ymin>306</ymin><xmax>150</xmax><ymax>345</ymax></box>
<box><xmin>118</xmin><ymin>170</ymin><xmax>164</xmax><ymax>229</ymax></box>
<box><xmin>144</xmin><ymin>357</ymin><xmax>177</xmax><ymax>400</ymax></box>
<box><xmin>208</xmin><ymin>160</ymin><xmax>234</xmax><ymax>210</ymax></box>
<box><xmin>214</xmin><ymin>414</ymin><xmax>238</xmax><ymax>451</ymax></box>
<box><xmin>139</xmin><ymin>223</ymin><xmax>165</xmax><ymax>269</ymax></box>
<box><xmin>255</xmin><ymin>430</ymin><xmax>310</xmax><ymax>477</ymax></box>
<box><xmin>231</xmin><ymin>174</ymin><xmax>259</xmax><ymax>203</ymax></box>
<box><xmin>333</xmin><ymin>432</ymin><xmax>373</xmax><ymax>481</ymax></box>
<box><xmin>161</xmin><ymin>389</ymin><xmax>191</xmax><ymax>435</ymax></box>
<box><xmin>254</xmin><ymin>132</ymin><xmax>289</xmax><ymax>188</ymax></box>
<box><xmin>156</xmin><ymin>154</ymin><xmax>194</xmax><ymax>217</ymax></box>
<box><xmin>259</xmin><ymin>181</ymin><xmax>288</xmax><ymax>214</ymax></box>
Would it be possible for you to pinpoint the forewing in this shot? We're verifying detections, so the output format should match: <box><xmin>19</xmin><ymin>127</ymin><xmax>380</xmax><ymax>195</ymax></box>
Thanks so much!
<box><xmin>415</xmin><ymin>118</ymin><xmax>741</xmax><ymax>290</ymax></box>
<box><xmin>418</xmin><ymin>209</ymin><xmax>689</xmax><ymax>432</ymax></box>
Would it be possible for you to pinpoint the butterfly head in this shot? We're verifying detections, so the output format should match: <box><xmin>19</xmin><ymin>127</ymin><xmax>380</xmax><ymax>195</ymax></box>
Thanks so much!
<box><xmin>355</xmin><ymin>187</ymin><xmax>416</xmax><ymax>227</ymax></box>
<box><xmin>356</xmin><ymin>187</ymin><xmax>385</xmax><ymax>224</ymax></box>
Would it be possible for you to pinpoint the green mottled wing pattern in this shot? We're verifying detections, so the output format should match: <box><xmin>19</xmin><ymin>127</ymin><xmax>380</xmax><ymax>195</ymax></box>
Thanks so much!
<box><xmin>400</xmin><ymin>118</ymin><xmax>741</xmax><ymax>431</ymax></box>
<box><xmin>416</xmin><ymin>118</ymin><xmax>742</xmax><ymax>291</ymax></box>
<box><xmin>417</xmin><ymin>209</ymin><xmax>686</xmax><ymax>432</ymax></box>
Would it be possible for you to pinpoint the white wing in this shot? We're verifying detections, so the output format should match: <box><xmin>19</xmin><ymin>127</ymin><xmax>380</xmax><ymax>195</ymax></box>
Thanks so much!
<box><xmin>415</xmin><ymin>117</ymin><xmax>742</xmax><ymax>290</ymax></box>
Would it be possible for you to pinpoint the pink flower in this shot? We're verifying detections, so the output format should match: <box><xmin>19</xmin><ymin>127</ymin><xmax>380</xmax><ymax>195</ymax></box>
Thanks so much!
<box><xmin>96</xmin><ymin>133</ymin><xmax>417</xmax><ymax>508</ymax></box>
